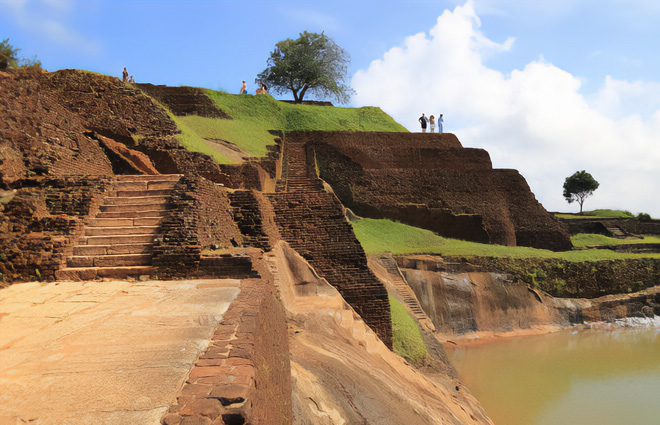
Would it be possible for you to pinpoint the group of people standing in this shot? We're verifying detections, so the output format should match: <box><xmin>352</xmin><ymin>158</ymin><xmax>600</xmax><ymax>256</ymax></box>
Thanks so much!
<box><xmin>418</xmin><ymin>113</ymin><xmax>443</xmax><ymax>133</ymax></box>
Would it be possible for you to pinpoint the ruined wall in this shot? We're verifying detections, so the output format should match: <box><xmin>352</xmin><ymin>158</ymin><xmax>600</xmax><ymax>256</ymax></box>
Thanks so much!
<box><xmin>135</xmin><ymin>83</ymin><xmax>231</xmax><ymax>119</ymax></box>
<box><xmin>0</xmin><ymin>177</ymin><xmax>110</xmax><ymax>283</ymax></box>
<box><xmin>162</xmin><ymin>259</ymin><xmax>292</xmax><ymax>425</ymax></box>
<box><xmin>290</xmin><ymin>131</ymin><xmax>572</xmax><ymax>251</ymax></box>
<box><xmin>564</xmin><ymin>217</ymin><xmax>660</xmax><ymax>236</ymax></box>
<box><xmin>267</xmin><ymin>190</ymin><xmax>393</xmax><ymax>348</ymax></box>
<box><xmin>152</xmin><ymin>176</ymin><xmax>244</xmax><ymax>277</ymax></box>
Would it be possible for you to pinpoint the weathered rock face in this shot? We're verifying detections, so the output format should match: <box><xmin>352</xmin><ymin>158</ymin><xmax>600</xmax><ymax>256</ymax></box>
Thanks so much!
<box><xmin>273</xmin><ymin>243</ymin><xmax>494</xmax><ymax>425</ymax></box>
<box><xmin>396</xmin><ymin>255</ymin><xmax>660</xmax><ymax>337</ymax></box>
<box><xmin>291</xmin><ymin>130</ymin><xmax>572</xmax><ymax>251</ymax></box>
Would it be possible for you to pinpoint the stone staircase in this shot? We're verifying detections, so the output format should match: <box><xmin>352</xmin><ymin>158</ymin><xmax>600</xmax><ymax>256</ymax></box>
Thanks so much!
<box><xmin>603</xmin><ymin>222</ymin><xmax>627</xmax><ymax>238</ymax></box>
<box><xmin>375</xmin><ymin>254</ymin><xmax>436</xmax><ymax>332</ymax></box>
<box><xmin>56</xmin><ymin>174</ymin><xmax>181</xmax><ymax>280</ymax></box>
<box><xmin>275</xmin><ymin>138</ymin><xmax>323</xmax><ymax>193</ymax></box>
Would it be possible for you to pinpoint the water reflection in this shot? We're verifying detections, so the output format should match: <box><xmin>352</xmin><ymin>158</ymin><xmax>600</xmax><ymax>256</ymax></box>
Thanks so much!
<box><xmin>448</xmin><ymin>327</ymin><xmax>660</xmax><ymax>425</ymax></box>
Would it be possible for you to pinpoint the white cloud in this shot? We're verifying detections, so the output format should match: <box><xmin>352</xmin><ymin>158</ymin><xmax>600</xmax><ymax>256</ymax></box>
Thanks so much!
<box><xmin>352</xmin><ymin>0</ymin><xmax>660</xmax><ymax>217</ymax></box>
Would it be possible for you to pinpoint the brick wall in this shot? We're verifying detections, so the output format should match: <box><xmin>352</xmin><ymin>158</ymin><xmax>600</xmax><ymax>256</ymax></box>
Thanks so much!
<box><xmin>0</xmin><ymin>176</ymin><xmax>111</xmax><ymax>284</ymax></box>
<box><xmin>294</xmin><ymin>131</ymin><xmax>572</xmax><ymax>251</ymax></box>
<box><xmin>267</xmin><ymin>190</ymin><xmax>393</xmax><ymax>348</ymax></box>
<box><xmin>153</xmin><ymin>176</ymin><xmax>244</xmax><ymax>277</ymax></box>
<box><xmin>162</xmin><ymin>256</ymin><xmax>292</xmax><ymax>425</ymax></box>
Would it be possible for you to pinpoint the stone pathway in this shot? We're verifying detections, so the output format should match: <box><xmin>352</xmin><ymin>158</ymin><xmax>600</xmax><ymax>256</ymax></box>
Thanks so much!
<box><xmin>0</xmin><ymin>278</ymin><xmax>241</xmax><ymax>425</ymax></box>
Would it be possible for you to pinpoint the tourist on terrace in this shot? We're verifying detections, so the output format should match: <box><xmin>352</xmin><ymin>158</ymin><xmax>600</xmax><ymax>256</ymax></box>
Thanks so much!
<box><xmin>439</xmin><ymin>114</ymin><xmax>444</xmax><ymax>133</ymax></box>
<box><xmin>429</xmin><ymin>115</ymin><xmax>436</xmax><ymax>133</ymax></box>
<box><xmin>418</xmin><ymin>113</ymin><xmax>428</xmax><ymax>133</ymax></box>
<box><xmin>240</xmin><ymin>80</ymin><xmax>247</xmax><ymax>94</ymax></box>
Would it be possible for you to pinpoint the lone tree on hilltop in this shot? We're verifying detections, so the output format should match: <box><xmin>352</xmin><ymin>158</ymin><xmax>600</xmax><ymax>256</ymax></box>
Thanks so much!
<box><xmin>563</xmin><ymin>170</ymin><xmax>599</xmax><ymax>213</ymax></box>
<box><xmin>256</xmin><ymin>31</ymin><xmax>354</xmax><ymax>104</ymax></box>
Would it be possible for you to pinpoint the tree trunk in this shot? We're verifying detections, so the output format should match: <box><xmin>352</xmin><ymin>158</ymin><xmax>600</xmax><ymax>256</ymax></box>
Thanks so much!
<box><xmin>299</xmin><ymin>85</ymin><xmax>309</xmax><ymax>103</ymax></box>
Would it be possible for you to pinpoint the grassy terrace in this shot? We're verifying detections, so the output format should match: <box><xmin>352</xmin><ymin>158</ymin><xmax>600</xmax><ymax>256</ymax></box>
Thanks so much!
<box><xmin>554</xmin><ymin>209</ymin><xmax>635</xmax><ymax>219</ymax></box>
<box><xmin>173</xmin><ymin>91</ymin><xmax>406</xmax><ymax>164</ymax></box>
<box><xmin>352</xmin><ymin>218</ymin><xmax>660</xmax><ymax>261</ymax></box>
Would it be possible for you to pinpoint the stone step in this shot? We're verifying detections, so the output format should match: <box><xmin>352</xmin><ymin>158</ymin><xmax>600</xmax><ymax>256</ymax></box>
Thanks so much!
<box><xmin>115</xmin><ymin>174</ymin><xmax>182</xmax><ymax>182</ymax></box>
<box><xmin>84</xmin><ymin>225</ymin><xmax>160</xmax><ymax>236</ymax></box>
<box><xmin>79</xmin><ymin>234</ymin><xmax>158</xmax><ymax>245</ymax></box>
<box><xmin>73</xmin><ymin>243</ymin><xmax>153</xmax><ymax>256</ymax></box>
<box><xmin>67</xmin><ymin>253</ymin><xmax>153</xmax><ymax>268</ymax></box>
<box><xmin>88</xmin><ymin>217</ymin><xmax>162</xmax><ymax>227</ymax></box>
<box><xmin>97</xmin><ymin>209</ymin><xmax>167</xmax><ymax>218</ymax></box>
<box><xmin>55</xmin><ymin>266</ymin><xmax>155</xmax><ymax>281</ymax></box>
<box><xmin>114</xmin><ymin>180</ymin><xmax>178</xmax><ymax>191</ymax></box>
<box><xmin>103</xmin><ymin>196</ymin><xmax>169</xmax><ymax>206</ymax></box>
<box><xmin>115</xmin><ymin>189</ymin><xmax>173</xmax><ymax>197</ymax></box>
<box><xmin>99</xmin><ymin>203</ymin><xmax>168</xmax><ymax>213</ymax></box>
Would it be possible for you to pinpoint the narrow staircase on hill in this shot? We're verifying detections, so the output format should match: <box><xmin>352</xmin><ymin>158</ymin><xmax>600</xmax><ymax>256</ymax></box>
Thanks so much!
<box><xmin>56</xmin><ymin>174</ymin><xmax>181</xmax><ymax>280</ymax></box>
<box><xmin>375</xmin><ymin>254</ymin><xmax>436</xmax><ymax>332</ymax></box>
<box><xmin>603</xmin><ymin>222</ymin><xmax>627</xmax><ymax>238</ymax></box>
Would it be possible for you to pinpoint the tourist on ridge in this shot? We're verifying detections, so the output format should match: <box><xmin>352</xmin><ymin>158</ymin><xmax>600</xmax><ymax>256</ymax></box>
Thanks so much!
<box><xmin>240</xmin><ymin>80</ymin><xmax>247</xmax><ymax>94</ymax></box>
<box><xmin>129</xmin><ymin>75</ymin><xmax>135</xmax><ymax>83</ymax></box>
<box><xmin>439</xmin><ymin>114</ymin><xmax>444</xmax><ymax>133</ymax></box>
<box><xmin>122</xmin><ymin>67</ymin><xmax>128</xmax><ymax>82</ymax></box>
<box><xmin>419</xmin><ymin>113</ymin><xmax>428</xmax><ymax>133</ymax></box>
<box><xmin>429</xmin><ymin>115</ymin><xmax>436</xmax><ymax>133</ymax></box>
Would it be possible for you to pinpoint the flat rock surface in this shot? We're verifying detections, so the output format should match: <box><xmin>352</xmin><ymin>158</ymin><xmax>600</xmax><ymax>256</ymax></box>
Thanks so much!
<box><xmin>0</xmin><ymin>278</ymin><xmax>241</xmax><ymax>425</ymax></box>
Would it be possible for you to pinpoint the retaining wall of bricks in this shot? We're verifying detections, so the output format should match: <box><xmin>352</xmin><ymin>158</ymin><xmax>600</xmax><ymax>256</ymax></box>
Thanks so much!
<box><xmin>162</xmin><ymin>255</ymin><xmax>292</xmax><ymax>425</ymax></box>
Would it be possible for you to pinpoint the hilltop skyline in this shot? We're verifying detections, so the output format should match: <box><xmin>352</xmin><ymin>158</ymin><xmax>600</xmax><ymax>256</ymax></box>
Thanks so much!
<box><xmin>2</xmin><ymin>0</ymin><xmax>659</xmax><ymax>216</ymax></box>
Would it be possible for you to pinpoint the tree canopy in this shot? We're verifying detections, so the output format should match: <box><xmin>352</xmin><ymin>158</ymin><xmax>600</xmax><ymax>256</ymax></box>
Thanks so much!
<box><xmin>256</xmin><ymin>31</ymin><xmax>354</xmax><ymax>104</ymax></box>
<box><xmin>0</xmin><ymin>38</ymin><xmax>41</xmax><ymax>70</ymax></box>
<box><xmin>0</xmin><ymin>38</ymin><xmax>19</xmax><ymax>70</ymax></box>
<box><xmin>563</xmin><ymin>170</ymin><xmax>599</xmax><ymax>213</ymax></box>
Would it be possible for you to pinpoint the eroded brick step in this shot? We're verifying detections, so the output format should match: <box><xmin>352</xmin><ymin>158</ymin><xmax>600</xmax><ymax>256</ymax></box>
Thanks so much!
<box><xmin>103</xmin><ymin>196</ymin><xmax>169</xmax><ymax>206</ymax></box>
<box><xmin>115</xmin><ymin>180</ymin><xmax>179</xmax><ymax>191</ymax></box>
<box><xmin>79</xmin><ymin>234</ymin><xmax>157</xmax><ymax>245</ymax></box>
<box><xmin>100</xmin><ymin>203</ymin><xmax>168</xmax><ymax>213</ymax></box>
<box><xmin>67</xmin><ymin>253</ymin><xmax>152</xmax><ymax>267</ymax></box>
<box><xmin>55</xmin><ymin>266</ymin><xmax>155</xmax><ymax>281</ymax></box>
<box><xmin>115</xmin><ymin>174</ymin><xmax>182</xmax><ymax>182</ymax></box>
<box><xmin>84</xmin><ymin>225</ymin><xmax>160</xmax><ymax>236</ymax></box>
<box><xmin>88</xmin><ymin>217</ymin><xmax>162</xmax><ymax>227</ymax></box>
<box><xmin>115</xmin><ymin>189</ymin><xmax>173</xmax><ymax>197</ymax></box>
<box><xmin>97</xmin><ymin>209</ymin><xmax>166</xmax><ymax>218</ymax></box>
<box><xmin>73</xmin><ymin>243</ymin><xmax>153</xmax><ymax>256</ymax></box>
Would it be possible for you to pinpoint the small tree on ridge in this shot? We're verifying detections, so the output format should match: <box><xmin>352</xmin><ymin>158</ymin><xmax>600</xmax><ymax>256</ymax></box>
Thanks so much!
<box><xmin>256</xmin><ymin>31</ymin><xmax>354</xmax><ymax>104</ymax></box>
<box><xmin>563</xmin><ymin>170</ymin><xmax>599</xmax><ymax>213</ymax></box>
<box><xmin>0</xmin><ymin>38</ymin><xmax>19</xmax><ymax>70</ymax></box>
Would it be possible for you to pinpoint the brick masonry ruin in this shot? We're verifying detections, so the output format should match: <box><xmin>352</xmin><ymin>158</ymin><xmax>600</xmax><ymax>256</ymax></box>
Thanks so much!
<box><xmin>296</xmin><ymin>130</ymin><xmax>573</xmax><ymax>251</ymax></box>
<box><xmin>6</xmin><ymin>68</ymin><xmax>649</xmax><ymax>423</ymax></box>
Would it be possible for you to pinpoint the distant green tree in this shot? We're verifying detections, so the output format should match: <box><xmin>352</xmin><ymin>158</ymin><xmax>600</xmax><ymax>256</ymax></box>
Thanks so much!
<box><xmin>0</xmin><ymin>38</ymin><xmax>19</xmax><ymax>70</ymax></box>
<box><xmin>0</xmin><ymin>38</ymin><xmax>40</xmax><ymax>70</ymax></box>
<box><xmin>256</xmin><ymin>31</ymin><xmax>354</xmax><ymax>104</ymax></box>
<box><xmin>563</xmin><ymin>170</ymin><xmax>599</xmax><ymax>213</ymax></box>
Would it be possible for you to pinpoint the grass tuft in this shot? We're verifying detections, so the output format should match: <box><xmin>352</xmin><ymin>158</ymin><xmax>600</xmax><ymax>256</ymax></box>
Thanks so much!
<box><xmin>390</xmin><ymin>296</ymin><xmax>428</xmax><ymax>366</ymax></box>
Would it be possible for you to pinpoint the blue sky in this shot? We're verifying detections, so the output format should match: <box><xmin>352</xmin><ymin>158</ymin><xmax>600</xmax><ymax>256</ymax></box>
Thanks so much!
<box><xmin>2</xmin><ymin>0</ymin><xmax>660</xmax><ymax>216</ymax></box>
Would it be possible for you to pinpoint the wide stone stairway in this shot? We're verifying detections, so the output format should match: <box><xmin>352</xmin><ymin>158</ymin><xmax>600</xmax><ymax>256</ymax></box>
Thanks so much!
<box><xmin>56</xmin><ymin>174</ymin><xmax>181</xmax><ymax>280</ymax></box>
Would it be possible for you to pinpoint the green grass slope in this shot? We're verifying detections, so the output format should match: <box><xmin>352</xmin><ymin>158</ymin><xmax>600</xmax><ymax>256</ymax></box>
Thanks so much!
<box><xmin>351</xmin><ymin>218</ymin><xmax>660</xmax><ymax>261</ymax></box>
<box><xmin>173</xmin><ymin>90</ymin><xmax>407</xmax><ymax>164</ymax></box>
